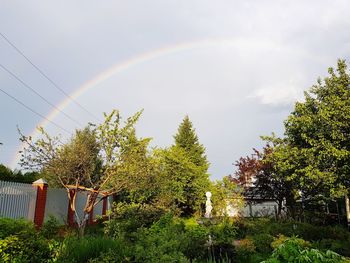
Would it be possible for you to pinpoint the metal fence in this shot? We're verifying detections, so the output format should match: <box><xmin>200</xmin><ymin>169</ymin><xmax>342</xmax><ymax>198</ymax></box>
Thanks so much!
<box><xmin>0</xmin><ymin>180</ymin><xmax>37</xmax><ymax>220</ymax></box>
<box><xmin>44</xmin><ymin>188</ymin><xmax>69</xmax><ymax>224</ymax></box>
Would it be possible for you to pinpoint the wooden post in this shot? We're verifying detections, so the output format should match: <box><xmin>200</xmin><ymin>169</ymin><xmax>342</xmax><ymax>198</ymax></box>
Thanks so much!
<box><xmin>102</xmin><ymin>197</ymin><xmax>108</xmax><ymax>216</ymax></box>
<box><xmin>88</xmin><ymin>205</ymin><xmax>94</xmax><ymax>225</ymax></box>
<box><xmin>32</xmin><ymin>179</ymin><xmax>48</xmax><ymax>228</ymax></box>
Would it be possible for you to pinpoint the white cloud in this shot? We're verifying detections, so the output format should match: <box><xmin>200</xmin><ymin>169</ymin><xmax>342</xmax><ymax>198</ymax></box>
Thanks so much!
<box><xmin>249</xmin><ymin>84</ymin><xmax>301</xmax><ymax>107</ymax></box>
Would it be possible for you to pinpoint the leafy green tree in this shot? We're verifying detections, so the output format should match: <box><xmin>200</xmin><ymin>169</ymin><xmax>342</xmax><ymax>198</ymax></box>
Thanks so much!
<box><xmin>0</xmin><ymin>164</ymin><xmax>14</xmax><ymax>182</ymax></box>
<box><xmin>113</xmin><ymin>130</ymin><xmax>159</xmax><ymax>204</ymax></box>
<box><xmin>154</xmin><ymin>146</ymin><xmax>209</xmax><ymax>216</ymax></box>
<box><xmin>284</xmin><ymin>60</ymin><xmax>350</xmax><ymax>198</ymax></box>
<box><xmin>20</xmin><ymin>109</ymin><xmax>143</xmax><ymax>236</ymax></box>
<box><xmin>20</xmin><ymin>126</ymin><xmax>102</xmax><ymax>235</ymax></box>
<box><xmin>210</xmin><ymin>176</ymin><xmax>244</xmax><ymax>216</ymax></box>
<box><xmin>0</xmin><ymin>164</ymin><xmax>39</xmax><ymax>183</ymax></box>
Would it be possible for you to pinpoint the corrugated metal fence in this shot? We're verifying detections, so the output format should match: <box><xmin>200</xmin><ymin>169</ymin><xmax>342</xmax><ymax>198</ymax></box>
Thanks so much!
<box><xmin>0</xmin><ymin>181</ymin><xmax>37</xmax><ymax>220</ymax></box>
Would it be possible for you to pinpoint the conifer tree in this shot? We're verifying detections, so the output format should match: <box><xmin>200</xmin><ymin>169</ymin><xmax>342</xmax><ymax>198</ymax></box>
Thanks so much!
<box><xmin>174</xmin><ymin>116</ymin><xmax>209</xmax><ymax>170</ymax></box>
<box><xmin>163</xmin><ymin>115</ymin><xmax>211</xmax><ymax>216</ymax></box>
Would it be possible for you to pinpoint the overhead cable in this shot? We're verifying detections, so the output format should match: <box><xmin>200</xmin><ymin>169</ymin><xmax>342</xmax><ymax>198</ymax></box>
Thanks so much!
<box><xmin>0</xmin><ymin>32</ymin><xmax>101</xmax><ymax>122</ymax></box>
<box><xmin>0</xmin><ymin>63</ymin><xmax>83</xmax><ymax>127</ymax></box>
<box><xmin>0</xmin><ymin>87</ymin><xmax>71</xmax><ymax>134</ymax></box>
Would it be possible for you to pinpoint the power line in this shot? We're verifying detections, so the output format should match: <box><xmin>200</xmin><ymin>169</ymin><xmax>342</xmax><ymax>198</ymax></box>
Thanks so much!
<box><xmin>0</xmin><ymin>32</ymin><xmax>101</xmax><ymax>122</ymax></box>
<box><xmin>0</xmin><ymin>63</ymin><xmax>83</xmax><ymax>127</ymax></box>
<box><xmin>0</xmin><ymin>87</ymin><xmax>71</xmax><ymax>134</ymax></box>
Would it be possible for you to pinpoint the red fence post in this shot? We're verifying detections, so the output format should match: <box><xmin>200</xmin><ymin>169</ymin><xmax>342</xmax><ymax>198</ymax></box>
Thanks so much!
<box><xmin>32</xmin><ymin>179</ymin><xmax>48</xmax><ymax>228</ymax></box>
<box><xmin>102</xmin><ymin>197</ymin><xmax>108</xmax><ymax>216</ymax></box>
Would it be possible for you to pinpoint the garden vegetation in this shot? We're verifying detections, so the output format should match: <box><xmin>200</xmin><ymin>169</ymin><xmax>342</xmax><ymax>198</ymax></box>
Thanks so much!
<box><xmin>1</xmin><ymin>60</ymin><xmax>350</xmax><ymax>262</ymax></box>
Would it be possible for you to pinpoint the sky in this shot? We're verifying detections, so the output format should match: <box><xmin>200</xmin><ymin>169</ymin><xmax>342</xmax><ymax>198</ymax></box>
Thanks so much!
<box><xmin>1</xmin><ymin>0</ymin><xmax>350</xmax><ymax>180</ymax></box>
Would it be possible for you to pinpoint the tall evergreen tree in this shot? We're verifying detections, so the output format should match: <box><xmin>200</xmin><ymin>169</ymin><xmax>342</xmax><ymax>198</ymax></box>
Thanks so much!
<box><xmin>161</xmin><ymin>115</ymin><xmax>211</xmax><ymax>216</ymax></box>
<box><xmin>174</xmin><ymin>116</ymin><xmax>209</xmax><ymax>170</ymax></box>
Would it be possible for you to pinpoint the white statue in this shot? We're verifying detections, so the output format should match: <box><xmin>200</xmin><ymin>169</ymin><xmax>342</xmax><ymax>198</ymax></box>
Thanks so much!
<box><xmin>205</xmin><ymin>191</ymin><xmax>212</xmax><ymax>218</ymax></box>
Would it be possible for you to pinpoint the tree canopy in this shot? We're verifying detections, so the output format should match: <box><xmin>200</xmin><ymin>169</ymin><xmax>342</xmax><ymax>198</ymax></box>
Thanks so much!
<box><xmin>232</xmin><ymin>59</ymin><xmax>350</xmax><ymax>219</ymax></box>
<box><xmin>284</xmin><ymin>60</ymin><xmax>350</xmax><ymax>197</ymax></box>
<box><xmin>19</xmin><ymin>109</ymin><xmax>144</xmax><ymax>235</ymax></box>
<box><xmin>174</xmin><ymin>115</ymin><xmax>209</xmax><ymax>169</ymax></box>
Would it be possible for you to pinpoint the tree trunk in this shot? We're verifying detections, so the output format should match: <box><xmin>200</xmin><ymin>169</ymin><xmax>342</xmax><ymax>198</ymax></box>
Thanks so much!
<box><xmin>77</xmin><ymin>212</ymin><xmax>90</xmax><ymax>238</ymax></box>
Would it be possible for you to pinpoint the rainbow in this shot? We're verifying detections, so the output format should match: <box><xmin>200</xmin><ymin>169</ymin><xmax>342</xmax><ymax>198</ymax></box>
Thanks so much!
<box><xmin>10</xmin><ymin>37</ymin><xmax>275</xmax><ymax>168</ymax></box>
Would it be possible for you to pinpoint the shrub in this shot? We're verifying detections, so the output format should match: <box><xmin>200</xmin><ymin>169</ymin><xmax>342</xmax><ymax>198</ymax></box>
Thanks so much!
<box><xmin>271</xmin><ymin>234</ymin><xmax>310</xmax><ymax>249</ymax></box>
<box><xmin>264</xmin><ymin>237</ymin><xmax>347</xmax><ymax>263</ymax></box>
<box><xmin>0</xmin><ymin>218</ymin><xmax>35</xmax><ymax>239</ymax></box>
<box><xmin>235</xmin><ymin>238</ymin><xmax>256</xmax><ymax>254</ymax></box>
<box><xmin>210</xmin><ymin>217</ymin><xmax>237</xmax><ymax>246</ymax></box>
<box><xmin>40</xmin><ymin>215</ymin><xmax>61</xmax><ymax>239</ymax></box>
<box><xmin>56</xmin><ymin>236</ymin><xmax>127</xmax><ymax>263</ymax></box>
<box><xmin>0</xmin><ymin>233</ymin><xmax>53</xmax><ymax>263</ymax></box>
<box><xmin>104</xmin><ymin>202</ymin><xmax>165</xmax><ymax>240</ymax></box>
<box><xmin>266</xmin><ymin>221</ymin><xmax>350</xmax><ymax>243</ymax></box>
<box><xmin>315</xmin><ymin>239</ymin><xmax>350</xmax><ymax>257</ymax></box>
<box><xmin>182</xmin><ymin>218</ymin><xmax>209</xmax><ymax>260</ymax></box>
<box><xmin>84</xmin><ymin>223</ymin><xmax>105</xmax><ymax>237</ymax></box>
<box><xmin>87</xmin><ymin>248</ymin><xmax>131</xmax><ymax>263</ymax></box>
<box><xmin>207</xmin><ymin>217</ymin><xmax>237</xmax><ymax>261</ymax></box>
<box><xmin>251</xmin><ymin>233</ymin><xmax>274</xmax><ymax>254</ymax></box>
<box><xmin>132</xmin><ymin>214</ymin><xmax>189</xmax><ymax>262</ymax></box>
<box><xmin>0</xmin><ymin>218</ymin><xmax>53</xmax><ymax>263</ymax></box>
<box><xmin>235</xmin><ymin>218</ymin><xmax>271</xmax><ymax>238</ymax></box>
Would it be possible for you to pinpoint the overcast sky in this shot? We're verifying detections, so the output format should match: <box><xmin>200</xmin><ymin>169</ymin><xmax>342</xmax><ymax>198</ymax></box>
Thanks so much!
<box><xmin>1</xmin><ymin>1</ymin><xmax>350</xmax><ymax>179</ymax></box>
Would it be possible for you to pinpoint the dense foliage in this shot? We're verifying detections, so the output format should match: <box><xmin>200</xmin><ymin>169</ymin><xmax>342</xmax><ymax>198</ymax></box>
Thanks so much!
<box><xmin>0</xmin><ymin>164</ymin><xmax>39</xmax><ymax>183</ymax></box>
<box><xmin>1</xmin><ymin>217</ymin><xmax>349</xmax><ymax>262</ymax></box>
<box><xmin>232</xmin><ymin>60</ymin><xmax>350</xmax><ymax>221</ymax></box>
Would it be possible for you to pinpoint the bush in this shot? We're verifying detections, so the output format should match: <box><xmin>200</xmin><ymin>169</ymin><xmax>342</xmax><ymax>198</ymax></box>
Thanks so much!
<box><xmin>56</xmin><ymin>236</ymin><xmax>127</xmax><ymax>263</ymax></box>
<box><xmin>209</xmin><ymin>217</ymin><xmax>237</xmax><ymax>246</ymax></box>
<box><xmin>87</xmin><ymin>248</ymin><xmax>131</xmax><ymax>263</ymax></box>
<box><xmin>132</xmin><ymin>214</ymin><xmax>189</xmax><ymax>262</ymax></box>
<box><xmin>236</xmin><ymin>218</ymin><xmax>350</xmax><ymax>243</ymax></box>
<box><xmin>104</xmin><ymin>202</ymin><xmax>166</xmax><ymax>240</ymax></box>
<box><xmin>264</xmin><ymin>237</ymin><xmax>347</xmax><ymax>263</ymax></box>
<box><xmin>0</xmin><ymin>232</ymin><xmax>53</xmax><ymax>262</ymax></box>
<box><xmin>207</xmin><ymin>217</ymin><xmax>237</xmax><ymax>261</ymax></box>
<box><xmin>271</xmin><ymin>234</ymin><xmax>310</xmax><ymax>250</ymax></box>
<box><xmin>251</xmin><ymin>233</ymin><xmax>274</xmax><ymax>254</ymax></box>
<box><xmin>315</xmin><ymin>239</ymin><xmax>350</xmax><ymax>257</ymax></box>
<box><xmin>182</xmin><ymin>218</ymin><xmax>209</xmax><ymax>260</ymax></box>
<box><xmin>0</xmin><ymin>218</ymin><xmax>53</xmax><ymax>263</ymax></box>
<box><xmin>234</xmin><ymin>238</ymin><xmax>256</xmax><ymax>255</ymax></box>
<box><xmin>40</xmin><ymin>215</ymin><xmax>61</xmax><ymax>239</ymax></box>
<box><xmin>0</xmin><ymin>218</ymin><xmax>35</xmax><ymax>239</ymax></box>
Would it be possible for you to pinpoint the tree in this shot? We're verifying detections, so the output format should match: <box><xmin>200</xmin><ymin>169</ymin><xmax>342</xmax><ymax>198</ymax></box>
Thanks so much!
<box><xmin>20</xmin><ymin>109</ymin><xmax>143</xmax><ymax>236</ymax></box>
<box><xmin>160</xmin><ymin>116</ymin><xmax>211</xmax><ymax>216</ymax></box>
<box><xmin>0</xmin><ymin>164</ymin><xmax>39</xmax><ymax>183</ymax></box>
<box><xmin>113</xmin><ymin>130</ymin><xmax>158</xmax><ymax>204</ymax></box>
<box><xmin>284</xmin><ymin>60</ymin><xmax>350</xmax><ymax>198</ymax></box>
<box><xmin>20</xmin><ymin>126</ymin><xmax>103</xmax><ymax>235</ymax></box>
<box><xmin>233</xmin><ymin>142</ymin><xmax>296</xmax><ymax>218</ymax></box>
<box><xmin>154</xmin><ymin>146</ymin><xmax>209</xmax><ymax>216</ymax></box>
<box><xmin>174</xmin><ymin>115</ymin><xmax>209</xmax><ymax>170</ymax></box>
<box><xmin>210</xmin><ymin>176</ymin><xmax>244</xmax><ymax>217</ymax></box>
